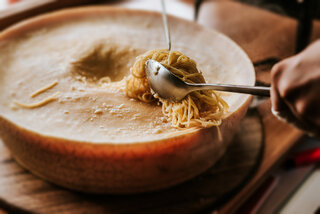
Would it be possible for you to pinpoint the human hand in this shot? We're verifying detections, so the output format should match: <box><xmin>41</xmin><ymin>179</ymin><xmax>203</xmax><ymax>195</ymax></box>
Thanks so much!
<box><xmin>271</xmin><ymin>40</ymin><xmax>320</xmax><ymax>135</ymax></box>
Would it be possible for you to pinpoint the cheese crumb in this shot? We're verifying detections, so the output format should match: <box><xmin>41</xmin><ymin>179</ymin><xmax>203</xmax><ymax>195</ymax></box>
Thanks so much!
<box><xmin>94</xmin><ymin>108</ymin><xmax>103</xmax><ymax>114</ymax></box>
<box><xmin>152</xmin><ymin>128</ymin><xmax>162</xmax><ymax>134</ymax></box>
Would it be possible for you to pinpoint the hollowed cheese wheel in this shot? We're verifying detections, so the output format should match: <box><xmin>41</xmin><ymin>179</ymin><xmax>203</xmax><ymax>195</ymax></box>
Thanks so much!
<box><xmin>0</xmin><ymin>7</ymin><xmax>255</xmax><ymax>193</ymax></box>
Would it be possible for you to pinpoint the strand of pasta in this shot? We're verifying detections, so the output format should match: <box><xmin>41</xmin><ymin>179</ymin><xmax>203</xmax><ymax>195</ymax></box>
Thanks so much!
<box><xmin>14</xmin><ymin>92</ymin><xmax>60</xmax><ymax>109</ymax></box>
<box><xmin>30</xmin><ymin>80</ymin><xmax>58</xmax><ymax>97</ymax></box>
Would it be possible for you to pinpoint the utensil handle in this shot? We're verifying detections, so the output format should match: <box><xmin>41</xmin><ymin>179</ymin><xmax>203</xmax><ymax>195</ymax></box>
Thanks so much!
<box><xmin>188</xmin><ymin>83</ymin><xmax>270</xmax><ymax>97</ymax></box>
<box><xmin>161</xmin><ymin>0</ymin><xmax>171</xmax><ymax>51</ymax></box>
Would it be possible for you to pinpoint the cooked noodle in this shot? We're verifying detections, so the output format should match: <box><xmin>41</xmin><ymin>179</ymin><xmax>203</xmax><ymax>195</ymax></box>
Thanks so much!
<box><xmin>126</xmin><ymin>49</ymin><xmax>228</xmax><ymax>128</ymax></box>
<box><xmin>14</xmin><ymin>92</ymin><xmax>60</xmax><ymax>109</ymax></box>
<box><xmin>30</xmin><ymin>80</ymin><xmax>58</xmax><ymax>97</ymax></box>
<box><xmin>13</xmin><ymin>80</ymin><xmax>59</xmax><ymax>109</ymax></box>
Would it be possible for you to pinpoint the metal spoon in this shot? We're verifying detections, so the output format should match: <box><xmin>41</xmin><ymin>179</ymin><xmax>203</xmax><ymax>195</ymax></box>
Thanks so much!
<box><xmin>145</xmin><ymin>59</ymin><xmax>270</xmax><ymax>102</ymax></box>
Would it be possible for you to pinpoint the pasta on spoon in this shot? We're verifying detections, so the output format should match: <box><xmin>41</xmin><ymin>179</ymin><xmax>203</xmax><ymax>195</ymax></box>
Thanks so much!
<box><xmin>126</xmin><ymin>49</ymin><xmax>228</xmax><ymax>128</ymax></box>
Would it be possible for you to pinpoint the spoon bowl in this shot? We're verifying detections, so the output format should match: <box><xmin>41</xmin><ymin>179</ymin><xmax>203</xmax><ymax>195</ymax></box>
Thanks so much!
<box><xmin>145</xmin><ymin>59</ymin><xmax>189</xmax><ymax>102</ymax></box>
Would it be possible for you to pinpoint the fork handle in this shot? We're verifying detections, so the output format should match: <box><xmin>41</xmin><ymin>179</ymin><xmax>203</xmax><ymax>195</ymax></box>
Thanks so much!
<box><xmin>187</xmin><ymin>83</ymin><xmax>270</xmax><ymax>97</ymax></box>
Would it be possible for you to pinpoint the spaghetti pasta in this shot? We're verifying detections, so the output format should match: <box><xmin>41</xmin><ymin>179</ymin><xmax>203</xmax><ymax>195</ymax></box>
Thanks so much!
<box><xmin>30</xmin><ymin>80</ymin><xmax>58</xmax><ymax>97</ymax></box>
<box><xmin>126</xmin><ymin>49</ymin><xmax>228</xmax><ymax>128</ymax></box>
<box><xmin>14</xmin><ymin>92</ymin><xmax>60</xmax><ymax>109</ymax></box>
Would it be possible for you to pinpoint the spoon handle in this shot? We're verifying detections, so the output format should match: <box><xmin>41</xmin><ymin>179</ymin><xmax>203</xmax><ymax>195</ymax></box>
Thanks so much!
<box><xmin>187</xmin><ymin>83</ymin><xmax>270</xmax><ymax>97</ymax></box>
<box><xmin>161</xmin><ymin>0</ymin><xmax>171</xmax><ymax>51</ymax></box>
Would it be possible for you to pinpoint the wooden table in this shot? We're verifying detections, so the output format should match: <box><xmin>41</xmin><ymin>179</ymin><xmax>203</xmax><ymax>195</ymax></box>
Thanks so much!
<box><xmin>1</xmin><ymin>0</ymin><xmax>319</xmax><ymax>213</ymax></box>
<box><xmin>198</xmin><ymin>1</ymin><xmax>320</xmax><ymax>213</ymax></box>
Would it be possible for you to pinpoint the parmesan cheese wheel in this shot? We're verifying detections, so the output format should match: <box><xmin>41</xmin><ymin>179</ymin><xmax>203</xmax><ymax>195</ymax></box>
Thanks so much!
<box><xmin>0</xmin><ymin>7</ymin><xmax>255</xmax><ymax>193</ymax></box>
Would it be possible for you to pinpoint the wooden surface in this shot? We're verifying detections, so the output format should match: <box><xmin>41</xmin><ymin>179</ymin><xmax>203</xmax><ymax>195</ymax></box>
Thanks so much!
<box><xmin>0</xmin><ymin>0</ymin><xmax>195</xmax><ymax>30</ymax></box>
<box><xmin>0</xmin><ymin>0</ymin><xmax>105</xmax><ymax>30</ymax></box>
<box><xmin>198</xmin><ymin>1</ymin><xmax>320</xmax><ymax>85</ymax></box>
<box><xmin>0</xmin><ymin>0</ymin><xmax>319</xmax><ymax>213</ymax></box>
<box><xmin>197</xmin><ymin>1</ymin><xmax>320</xmax><ymax>213</ymax></box>
<box><xmin>0</xmin><ymin>110</ymin><xmax>263</xmax><ymax>213</ymax></box>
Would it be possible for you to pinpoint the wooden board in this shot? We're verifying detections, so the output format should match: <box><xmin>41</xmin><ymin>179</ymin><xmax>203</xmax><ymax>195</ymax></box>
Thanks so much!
<box><xmin>0</xmin><ymin>110</ymin><xmax>263</xmax><ymax>214</ymax></box>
